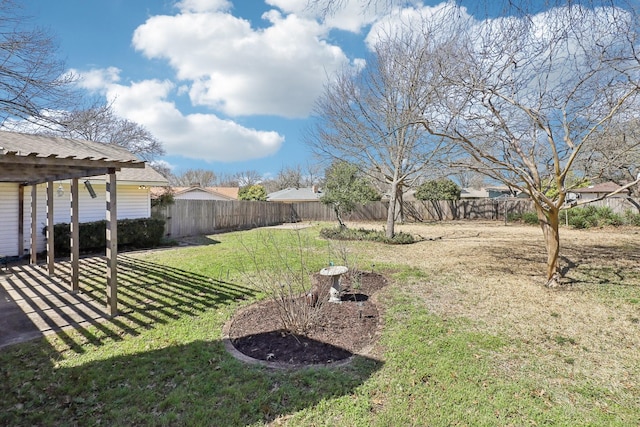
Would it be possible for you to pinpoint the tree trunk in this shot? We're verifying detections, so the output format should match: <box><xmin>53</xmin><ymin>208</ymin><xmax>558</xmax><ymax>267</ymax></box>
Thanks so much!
<box><xmin>396</xmin><ymin>187</ymin><xmax>405</xmax><ymax>224</ymax></box>
<box><xmin>535</xmin><ymin>204</ymin><xmax>561</xmax><ymax>287</ymax></box>
<box><xmin>385</xmin><ymin>182</ymin><xmax>398</xmax><ymax>238</ymax></box>
<box><xmin>334</xmin><ymin>205</ymin><xmax>346</xmax><ymax>229</ymax></box>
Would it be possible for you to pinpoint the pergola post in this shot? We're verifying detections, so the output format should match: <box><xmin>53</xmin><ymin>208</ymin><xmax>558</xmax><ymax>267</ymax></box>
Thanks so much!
<box><xmin>46</xmin><ymin>181</ymin><xmax>55</xmax><ymax>275</ymax></box>
<box><xmin>70</xmin><ymin>178</ymin><xmax>79</xmax><ymax>292</ymax></box>
<box><xmin>106</xmin><ymin>169</ymin><xmax>118</xmax><ymax>316</ymax></box>
<box><xmin>18</xmin><ymin>186</ymin><xmax>24</xmax><ymax>257</ymax></box>
<box><xmin>30</xmin><ymin>185</ymin><xmax>37</xmax><ymax>265</ymax></box>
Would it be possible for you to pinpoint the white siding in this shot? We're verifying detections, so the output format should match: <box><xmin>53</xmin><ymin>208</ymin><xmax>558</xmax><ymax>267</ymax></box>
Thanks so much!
<box><xmin>2</xmin><ymin>180</ymin><xmax>151</xmax><ymax>257</ymax></box>
<box><xmin>0</xmin><ymin>183</ymin><xmax>19</xmax><ymax>257</ymax></box>
<box><xmin>117</xmin><ymin>185</ymin><xmax>151</xmax><ymax>218</ymax></box>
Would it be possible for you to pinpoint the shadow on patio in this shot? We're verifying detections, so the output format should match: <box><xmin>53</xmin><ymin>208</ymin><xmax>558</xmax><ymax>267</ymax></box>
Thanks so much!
<box><xmin>0</xmin><ymin>255</ymin><xmax>256</xmax><ymax>353</ymax></box>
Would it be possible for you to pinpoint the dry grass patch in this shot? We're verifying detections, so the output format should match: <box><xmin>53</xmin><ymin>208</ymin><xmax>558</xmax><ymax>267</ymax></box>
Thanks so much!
<box><xmin>342</xmin><ymin>220</ymin><xmax>640</xmax><ymax>409</ymax></box>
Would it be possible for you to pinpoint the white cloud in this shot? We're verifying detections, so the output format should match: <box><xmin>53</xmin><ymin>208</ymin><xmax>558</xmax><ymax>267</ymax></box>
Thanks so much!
<box><xmin>131</xmin><ymin>5</ymin><xmax>354</xmax><ymax>118</ymax></box>
<box><xmin>266</xmin><ymin>0</ymin><xmax>379</xmax><ymax>32</ymax></box>
<box><xmin>73</xmin><ymin>66</ymin><xmax>121</xmax><ymax>92</ymax></box>
<box><xmin>148</xmin><ymin>159</ymin><xmax>175</xmax><ymax>171</ymax></box>
<box><xmin>364</xmin><ymin>2</ymin><xmax>471</xmax><ymax>49</ymax></box>
<box><xmin>76</xmin><ymin>70</ymin><xmax>284</xmax><ymax>162</ymax></box>
<box><xmin>175</xmin><ymin>0</ymin><xmax>232</xmax><ymax>13</ymax></box>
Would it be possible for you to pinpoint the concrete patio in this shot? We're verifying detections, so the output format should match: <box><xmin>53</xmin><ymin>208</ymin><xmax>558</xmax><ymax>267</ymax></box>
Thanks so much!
<box><xmin>0</xmin><ymin>262</ymin><xmax>108</xmax><ymax>349</ymax></box>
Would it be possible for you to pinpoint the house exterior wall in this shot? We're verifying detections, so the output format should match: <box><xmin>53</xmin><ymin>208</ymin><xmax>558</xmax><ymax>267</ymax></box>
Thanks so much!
<box><xmin>577</xmin><ymin>193</ymin><xmax>598</xmax><ymax>200</ymax></box>
<box><xmin>0</xmin><ymin>183</ymin><xmax>20</xmax><ymax>257</ymax></box>
<box><xmin>575</xmin><ymin>192</ymin><xmax>628</xmax><ymax>200</ymax></box>
<box><xmin>2</xmin><ymin>182</ymin><xmax>151</xmax><ymax>257</ymax></box>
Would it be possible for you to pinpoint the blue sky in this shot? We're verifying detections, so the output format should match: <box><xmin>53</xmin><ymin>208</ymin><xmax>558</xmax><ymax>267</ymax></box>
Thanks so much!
<box><xmin>20</xmin><ymin>0</ymin><xmax>384</xmax><ymax>179</ymax></box>
<box><xmin>19</xmin><ymin>0</ymin><xmax>564</xmax><ymax>180</ymax></box>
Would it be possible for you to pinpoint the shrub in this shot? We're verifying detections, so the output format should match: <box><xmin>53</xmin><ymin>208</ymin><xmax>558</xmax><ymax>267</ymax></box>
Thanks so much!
<box><xmin>507</xmin><ymin>211</ymin><xmax>539</xmax><ymax>225</ymax></box>
<box><xmin>44</xmin><ymin>217</ymin><xmax>165</xmax><ymax>255</ymax></box>
<box><xmin>150</xmin><ymin>187</ymin><xmax>175</xmax><ymax>208</ymax></box>
<box><xmin>415</xmin><ymin>179</ymin><xmax>461</xmax><ymax>201</ymax></box>
<box><xmin>239</xmin><ymin>230</ymin><xmax>325</xmax><ymax>336</ymax></box>
<box><xmin>623</xmin><ymin>210</ymin><xmax>640</xmax><ymax>226</ymax></box>
<box><xmin>522</xmin><ymin>212</ymin><xmax>539</xmax><ymax>225</ymax></box>
<box><xmin>566</xmin><ymin>206</ymin><xmax>623</xmax><ymax>229</ymax></box>
<box><xmin>567</xmin><ymin>206</ymin><xmax>599</xmax><ymax>229</ymax></box>
<box><xmin>238</xmin><ymin>184</ymin><xmax>267</xmax><ymax>201</ymax></box>
<box><xmin>595</xmin><ymin>206</ymin><xmax>623</xmax><ymax>226</ymax></box>
<box><xmin>320</xmin><ymin>227</ymin><xmax>415</xmax><ymax>244</ymax></box>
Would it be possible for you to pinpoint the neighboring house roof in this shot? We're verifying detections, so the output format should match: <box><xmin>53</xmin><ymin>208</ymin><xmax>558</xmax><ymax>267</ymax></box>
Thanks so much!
<box><xmin>175</xmin><ymin>186</ymin><xmax>235</xmax><ymax>200</ymax></box>
<box><xmin>267</xmin><ymin>187</ymin><xmax>322</xmax><ymax>202</ymax></box>
<box><xmin>207</xmin><ymin>186</ymin><xmax>239</xmax><ymax>199</ymax></box>
<box><xmin>572</xmin><ymin>182</ymin><xmax>630</xmax><ymax>196</ymax></box>
<box><xmin>109</xmin><ymin>164</ymin><xmax>168</xmax><ymax>185</ymax></box>
<box><xmin>460</xmin><ymin>188</ymin><xmax>490</xmax><ymax>198</ymax></box>
<box><xmin>150</xmin><ymin>186</ymin><xmax>239</xmax><ymax>200</ymax></box>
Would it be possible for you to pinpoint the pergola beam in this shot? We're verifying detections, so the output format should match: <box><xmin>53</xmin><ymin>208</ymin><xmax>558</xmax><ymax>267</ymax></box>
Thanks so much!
<box><xmin>0</xmin><ymin>151</ymin><xmax>143</xmax><ymax>169</ymax></box>
<box><xmin>5</xmin><ymin>167</ymin><xmax>114</xmax><ymax>185</ymax></box>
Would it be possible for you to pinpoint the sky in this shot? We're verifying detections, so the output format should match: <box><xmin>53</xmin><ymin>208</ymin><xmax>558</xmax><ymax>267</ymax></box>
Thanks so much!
<box><xmin>17</xmin><ymin>0</ymin><xmax>589</xmax><ymax>181</ymax></box>
<box><xmin>19</xmin><ymin>0</ymin><xmax>388</xmax><ymax>179</ymax></box>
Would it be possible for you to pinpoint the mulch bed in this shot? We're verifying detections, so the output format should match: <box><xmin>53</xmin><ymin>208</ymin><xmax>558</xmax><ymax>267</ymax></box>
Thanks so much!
<box><xmin>227</xmin><ymin>271</ymin><xmax>388</xmax><ymax>366</ymax></box>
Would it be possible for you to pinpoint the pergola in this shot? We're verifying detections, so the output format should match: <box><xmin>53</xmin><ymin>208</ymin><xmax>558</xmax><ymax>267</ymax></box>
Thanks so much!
<box><xmin>0</xmin><ymin>131</ymin><xmax>145</xmax><ymax>316</ymax></box>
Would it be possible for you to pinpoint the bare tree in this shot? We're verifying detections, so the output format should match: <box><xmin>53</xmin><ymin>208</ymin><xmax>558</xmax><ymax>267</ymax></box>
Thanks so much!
<box><xmin>148</xmin><ymin>161</ymin><xmax>174</xmax><ymax>181</ymax></box>
<box><xmin>172</xmin><ymin>169</ymin><xmax>217</xmax><ymax>187</ymax></box>
<box><xmin>578</xmin><ymin>118</ymin><xmax>640</xmax><ymax>197</ymax></box>
<box><xmin>306</xmin><ymin>0</ymin><xmax>405</xmax><ymax>17</ymax></box>
<box><xmin>307</xmin><ymin>0</ymin><xmax>547</xmax><ymax>17</ymax></box>
<box><xmin>450</xmin><ymin>170</ymin><xmax>487</xmax><ymax>190</ymax></box>
<box><xmin>303</xmin><ymin>161</ymin><xmax>324</xmax><ymax>187</ymax></box>
<box><xmin>232</xmin><ymin>169</ymin><xmax>263</xmax><ymax>187</ymax></box>
<box><xmin>0</xmin><ymin>1</ymin><xmax>76</xmax><ymax>125</ymax></box>
<box><xmin>275</xmin><ymin>165</ymin><xmax>305</xmax><ymax>190</ymax></box>
<box><xmin>417</xmin><ymin>2</ymin><xmax>640</xmax><ymax>286</ymax></box>
<box><xmin>40</xmin><ymin>101</ymin><xmax>164</xmax><ymax>161</ymax></box>
<box><xmin>216</xmin><ymin>172</ymin><xmax>239</xmax><ymax>187</ymax></box>
<box><xmin>307</xmin><ymin>25</ymin><xmax>449</xmax><ymax>238</ymax></box>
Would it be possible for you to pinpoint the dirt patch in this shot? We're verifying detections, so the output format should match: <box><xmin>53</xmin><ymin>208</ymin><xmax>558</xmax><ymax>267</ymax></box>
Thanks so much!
<box><xmin>226</xmin><ymin>272</ymin><xmax>388</xmax><ymax>367</ymax></box>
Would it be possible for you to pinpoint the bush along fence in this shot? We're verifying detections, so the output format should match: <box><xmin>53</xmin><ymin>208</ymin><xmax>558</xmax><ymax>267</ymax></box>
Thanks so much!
<box><xmin>151</xmin><ymin>197</ymin><xmax>640</xmax><ymax>239</ymax></box>
<box><xmin>43</xmin><ymin>218</ymin><xmax>165</xmax><ymax>254</ymax></box>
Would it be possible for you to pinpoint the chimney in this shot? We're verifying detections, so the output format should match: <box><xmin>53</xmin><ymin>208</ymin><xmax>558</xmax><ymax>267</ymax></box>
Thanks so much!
<box><xmin>312</xmin><ymin>185</ymin><xmax>318</xmax><ymax>193</ymax></box>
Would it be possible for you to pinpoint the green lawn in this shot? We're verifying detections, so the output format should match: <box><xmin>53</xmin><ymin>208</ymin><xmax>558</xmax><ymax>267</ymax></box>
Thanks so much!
<box><xmin>1</xmin><ymin>223</ymin><xmax>638</xmax><ymax>426</ymax></box>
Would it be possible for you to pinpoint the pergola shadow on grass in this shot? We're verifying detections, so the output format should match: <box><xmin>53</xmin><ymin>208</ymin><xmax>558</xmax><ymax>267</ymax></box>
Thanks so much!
<box><xmin>47</xmin><ymin>254</ymin><xmax>257</xmax><ymax>348</ymax></box>
<box><xmin>1</xmin><ymin>254</ymin><xmax>384</xmax><ymax>425</ymax></box>
<box><xmin>0</xmin><ymin>253</ymin><xmax>257</xmax><ymax>354</ymax></box>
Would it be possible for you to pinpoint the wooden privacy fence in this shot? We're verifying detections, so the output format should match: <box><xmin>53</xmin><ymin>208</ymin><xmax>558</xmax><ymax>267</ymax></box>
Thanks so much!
<box><xmin>292</xmin><ymin>198</ymin><xmax>640</xmax><ymax>223</ymax></box>
<box><xmin>152</xmin><ymin>197</ymin><xmax>640</xmax><ymax>238</ymax></box>
<box><xmin>287</xmin><ymin>199</ymin><xmax>532</xmax><ymax>222</ymax></box>
<box><xmin>152</xmin><ymin>200</ymin><xmax>295</xmax><ymax>238</ymax></box>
